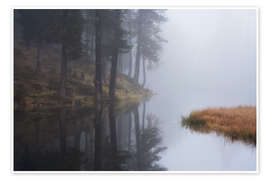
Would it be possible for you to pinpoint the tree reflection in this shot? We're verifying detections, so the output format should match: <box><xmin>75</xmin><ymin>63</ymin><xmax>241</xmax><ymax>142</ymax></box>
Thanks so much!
<box><xmin>129</xmin><ymin>104</ymin><xmax>167</xmax><ymax>171</ymax></box>
<box><xmin>92</xmin><ymin>101</ymin><xmax>167</xmax><ymax>171</ymax></box>
<box><xmin>93</xmin><ymin>100</ymin><xmax>104</xmax><ymax>170</ymax></box>
<box><xmin>139</xmin><ymin>127</ymin><xmax>167</xmax><ymax>170</ymax></box>
<box><xmin>14</xmin><ymin>102</ymin><xmax>167</xmax><ymax>171</ymax></box>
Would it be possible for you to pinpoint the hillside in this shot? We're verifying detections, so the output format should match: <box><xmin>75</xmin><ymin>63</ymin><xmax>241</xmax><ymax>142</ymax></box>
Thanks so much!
<box><xmin>14</xmin><ymin>42</ymin><xmax>152</xmax><ymax>111</ymax></box>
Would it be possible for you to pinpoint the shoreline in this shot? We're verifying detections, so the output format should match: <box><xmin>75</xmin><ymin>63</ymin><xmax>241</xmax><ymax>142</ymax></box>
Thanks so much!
<box><xmin>14</xmin><ymin>42</ymin><xmax>152</xmax><ymax>112</ymax></box>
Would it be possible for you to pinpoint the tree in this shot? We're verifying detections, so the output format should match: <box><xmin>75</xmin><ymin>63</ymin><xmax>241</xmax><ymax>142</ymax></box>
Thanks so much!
<box><xmin>81</xmin><ymin>10</ymin><xmax>96</xmax><ymax>63</ymax></box>
<box><xmin>17</xmin><ymin>9</ymin><xmax>83</xmax><ymax>96</ymax></box>
<box><xmin>18</xmin><ymin>10</ymin><xmax>54</xmax><ymax>73</ymax></box>
<box><xmin>133</xmin><ymin>106</ymin><xmax>141</xmax><ymax>169</ymax></box>
<box><xmin>131</xmin><ymin>105</ymin><xmax>167</xmax><ymax>171</ymax></box>
<box><xmin>133</xmin><ymin>11</ymin><xmax>142</xmax><ymax>84</ymax></box>
<box><xmin>126</xmin><ymin>11</ymin><xmax>137</xmax><ymax>78</ymax></box>
<box><xmin>109</xmin><ymin>10</ymin><xmax>122</xmax><ymax>101</ymax></box>
<box><xmin>107</xmin><ymin>11</ymin><xmax>121</xmax><ymax>158</ymax></box>
<box><xmin>94</xmin><ymin>10</ymin><xmax>103</xmax><ymax>103</ymax></box>
<box><xmin>133</xmin><ymin>10</ymin><xmax>167</xmax><ymax>86</ymax></box>
<box><xmin>139</xmin><ymin>127</ymin><xmax>167</xmax><ymax>170</ymax></box>
<box><xmin>108</xmin><ymin>10</ymin><xmax>131</xmax><ymax>100</ymax></box>
<box><xmin>57</xmin><ymin>10</ymin><xmax>84</xmax><ymax>97</ymax></box>
<box><xmin>108</xmin><ymin>11</ymin><xmax>130</xmax><ymax>167</ymax></box>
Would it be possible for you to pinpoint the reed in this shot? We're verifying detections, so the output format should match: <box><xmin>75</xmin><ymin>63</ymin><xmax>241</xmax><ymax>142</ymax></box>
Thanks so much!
<box><xmin>182</xmin><ymin>106</ymin><xmax>256</xmax><ymax>145</ymax></box>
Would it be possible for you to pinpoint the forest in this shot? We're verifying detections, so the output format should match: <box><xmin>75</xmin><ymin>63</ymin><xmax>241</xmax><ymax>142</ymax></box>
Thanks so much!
<box><xmin>14</xmin><ymin>9</ymin><xmax>167</xmax><ymax>111</ymax></box>
<box><xmin>14</xmin><ymin>9</ymin><xmax>167</xmax><ymax>171</ymax></box>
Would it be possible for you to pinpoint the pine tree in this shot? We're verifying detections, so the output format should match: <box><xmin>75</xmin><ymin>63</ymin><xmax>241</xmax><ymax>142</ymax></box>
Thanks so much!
<box><xmin>133</xmin><ymin>10</ymin><xmax>167</xmax><ymax>86</ymax></box>
<box><xmin>18</xmin><ymin>10</ymin><xmax>54</xmax><ymax>73</ymax></box>
<box><xmin>56</xmin><ymin>10</ymin><xmax>84</xmax><ymax>97</ymax></box>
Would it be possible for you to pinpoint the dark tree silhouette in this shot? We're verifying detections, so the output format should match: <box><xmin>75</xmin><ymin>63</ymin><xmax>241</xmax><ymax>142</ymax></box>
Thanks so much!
<box><xmin>133</xmin><ymin>10</ymin><xmax>167</xmax><ymax>86</ymax></box>
<box><xmin>94</xmin><ymin>10</ymin><xmax>103</xmax><ymax>103</ymax></box>
<box><xmin>18</xmin><ymin>10</ymin><xmax>54</xmax><ymax>73</ymax></box>
<box><xmin>58</xmin><ymin>10</ymin><xmax>84</xmax><ymax>97</ymax></box>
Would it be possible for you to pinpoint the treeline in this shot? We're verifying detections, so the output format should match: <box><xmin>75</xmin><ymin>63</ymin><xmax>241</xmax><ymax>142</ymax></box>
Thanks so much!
<box><xmin>14</xmin><ymin>9</ymin><xmax>167</xmax><ymax>101</ymax></box>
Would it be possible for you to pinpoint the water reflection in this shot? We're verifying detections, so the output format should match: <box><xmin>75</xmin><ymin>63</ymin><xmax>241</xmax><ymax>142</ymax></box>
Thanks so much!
<box><xmin>14</xmin><ymin>102</ymin><xmax>167</xmax><ymax>171</ymax></box>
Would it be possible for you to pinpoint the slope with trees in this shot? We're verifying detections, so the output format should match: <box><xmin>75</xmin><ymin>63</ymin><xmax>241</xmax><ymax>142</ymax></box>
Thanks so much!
<box><xmin>14</xmin><ymin>9</ymin><xmax>166</xmax><ymax>111</ymax></box>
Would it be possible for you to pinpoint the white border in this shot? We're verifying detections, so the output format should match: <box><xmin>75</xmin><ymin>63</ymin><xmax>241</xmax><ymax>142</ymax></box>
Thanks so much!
<box><xmin>11</xmin><ymin>7</ymin><xmax>260</xmax><ymax>174</ymax></box>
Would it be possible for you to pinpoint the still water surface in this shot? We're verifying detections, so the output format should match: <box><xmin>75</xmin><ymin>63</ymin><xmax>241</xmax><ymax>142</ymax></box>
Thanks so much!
<box><xmin>145</xmin><ymin>95</ymin><xmax>256</xmax><ymax>171</ymax></box>
<box><xmin>14</xmin><ymin>92</ymin><xmax>256</xmax><ymax>171</ymax></box>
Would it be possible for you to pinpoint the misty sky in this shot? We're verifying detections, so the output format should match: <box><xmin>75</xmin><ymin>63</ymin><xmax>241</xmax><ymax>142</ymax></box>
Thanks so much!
<box><xmin>144</xmin><ymin>10</ymin><xmax>257</xmax><ymax>170</ymax></box>
<box><xmin>146</xmin><ymin>9</ymin><xmax>257</xmax><ymax>109</ymax></box>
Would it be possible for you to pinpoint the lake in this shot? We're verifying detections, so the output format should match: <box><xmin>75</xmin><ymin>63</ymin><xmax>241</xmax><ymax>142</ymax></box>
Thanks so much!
<box><xmin>14</xmin><ymin>92</ymin><xmax>256</xmax><ymax>171</ymax></box>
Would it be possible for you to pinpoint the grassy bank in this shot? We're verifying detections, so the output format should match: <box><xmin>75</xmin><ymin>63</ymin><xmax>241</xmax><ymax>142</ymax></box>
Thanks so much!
<box><xmin>14</xmin><ymin>42</ymin><xmax>152</xmax><ymax>111</ymax></box>
<box><xmin>182</xmin><ymin>106</ymin><xmax>256</xmax><ymax>145</ymax></box>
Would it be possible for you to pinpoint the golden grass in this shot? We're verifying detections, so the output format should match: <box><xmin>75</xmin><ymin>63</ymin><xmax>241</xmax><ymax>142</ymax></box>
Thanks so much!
<box><xmin>182</xmin><ymin>106</ymin><xmax>256</xmax><ymax>145</ymax></box>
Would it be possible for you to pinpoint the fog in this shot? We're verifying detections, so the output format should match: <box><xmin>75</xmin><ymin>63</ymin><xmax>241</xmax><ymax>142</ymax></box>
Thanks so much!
<box><xmin>144</xmin><ymin>9</ymin><xmax>257</xmax><ymax>170</ymax></box>
<box><xmin>14</xmin><ymin>9</ymin><xmax>257</xmax><ymax>171</ymax></box>
<box><xmin>147</xmin><ymin>9</ymin><xmax>256</xmax><ymax>110</ymax></box>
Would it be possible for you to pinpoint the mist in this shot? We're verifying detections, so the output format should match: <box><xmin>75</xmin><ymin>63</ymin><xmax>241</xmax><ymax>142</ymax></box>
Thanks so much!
<box><xmin>147</xmin><ymin>9</ymin><xmax>256</xmax><ymax>110</ymax></box>
<box><xmin>143</xmin><ymin>9</ymin><xmax>257</xmax><ymax>170</ymax></box>
<box><xmin>14</xmin><ymin>9</ymin><xmax>257</xmax><ymax>171</ymax></box>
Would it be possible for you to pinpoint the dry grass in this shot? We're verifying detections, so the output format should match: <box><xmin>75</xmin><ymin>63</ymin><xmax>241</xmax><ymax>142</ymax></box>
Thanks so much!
<box><xmin>182</xmin><ymin>106</ymin><xmax>256</xmax><ymax>145</ymax></box>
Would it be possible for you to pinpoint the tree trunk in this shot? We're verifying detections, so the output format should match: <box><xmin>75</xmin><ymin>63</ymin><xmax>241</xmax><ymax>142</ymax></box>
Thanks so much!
<box><xmin>133</xmin><ymin>16</ymin><xmax>142</xmax><ymax>84</ymax></box>
<box><xmin>59</xmin><ymin>11</ymin><xmax>68</xmax><ymax>98</ymax></box>
<box><xmin>59</xmin><ymin>109</ymin><xmax>66</xmax><ymax>154</ymax></box>
<box><xmin>142</xmin><ymin>101</ymin><xmax>146</xmax><ymax>130</ymax></box>
<box><xmin>85</xmin><ymin>16</ymin><xmax>91</xmax><ymax>60</ymax></box>
<box><xmin>133</xmin><ymin>107</ymin><xmax>141</xmax><ymax>170</ymax></box>
<box><xmin>94</xmin><ymin>103</ymin><xmax>104</xmax><ymax>170</ymax></box>
<box><xmin>133</xmin><ymin>41</ymin><xmax>141</xmax><ymax>84</ymax></box>
<box><xmin>128</xmin><ymin>111</ymin><xmax>132</xmax><ymax>151</ymax></box>
<box><xmin>35</xmin><ymin>42</ymin><xmax>41</xmax><ymax>74</ymax></box>
<box><xmin>101</xmin><ymin>57</ymin><xmax>106</xmax><ymax>84</ymax></box>
<box><xmin>117</xmin><ymin>55</ymin><xmax>120</xmax><ymax>73</ymax></box>
<box><xmin>128</xmin><ymin>49</ymin><xmax>133</xmax><ymax>78</ymax></box>
<box><xmin>109</xmin><ymin>102</ymin><xmax>117</xmax><ymax>155</ymax></box>
<box><xmin>91</xmin><ymin>31</ymin><xmax>95</xmax><ymax>63</ymax></box>
<box><xmin>108</xmin><ymin>11</ymin><xmax>121</xmax><ymax>170</ymax></box>
<box><xmin>109</xmin><ymin>54</ymin><xmax>118</xmax><ymax>100</ymax></box>
<box><xmin>109</xmin><ymin>10</ymin><xmax>120</xmax><ymax>101</ymax></box>
<box><xmin>95</xmin><ymin>10</ymin><xmax>103</xmax><ymax>103</ymax></box>
<box><xmin>60</xmin><ymin>44</ymin><xmax>67</xmax><ymax>97</ymax></box>
<box><xmin>74</xmin><ymin>120</ymin><xmax>81</xmax><ymax>153</ymax></box>
<box><xmin>119</xmin><ymin>54</ymin><xmax>123</xmax><ymax>74</ymax></box>
<box><xmin>94</xmin><ymin>12</ymin><xmax>104</xmax><ymax>170</ymax></box>
<box><xmin>142</xmin><ymin>56</ymin><xmax>146</xmax><ymax>87</ymax></box>
<box><xmin>127</xmin><ymin>21</ymin><xmax>133</xmax><ymax>78</ymax></box>
<box><xmin>34</xmin><ymin>117</ymin><xmax>40</xmax><ymax>153</ymax></box>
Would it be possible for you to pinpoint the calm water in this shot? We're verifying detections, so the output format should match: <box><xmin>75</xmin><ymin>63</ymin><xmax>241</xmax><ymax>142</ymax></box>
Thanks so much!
<box><xmin>14</xmin><ymin>94</ymin><xmax>256</xmax><ymax>171</ymax></box>
<box><xmin>14</xmin><ymin>104</ymin><xmax>167</xmax><ymax>171</ymax></box>
<box><xmin>145</xmin><ymin>95</ymin><xmax>256</xmax><ymax>171</ymax></box>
